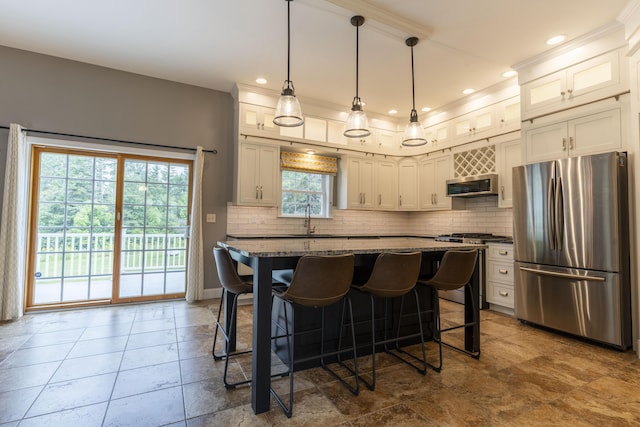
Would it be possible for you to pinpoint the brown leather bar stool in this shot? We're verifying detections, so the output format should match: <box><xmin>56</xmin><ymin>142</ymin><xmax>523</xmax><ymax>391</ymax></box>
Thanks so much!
<box><xmin>417</xmin><ymin>249</ymin><xmax>479</xmax><ymax>372</ymax></box>
<box><xmin>270</xmin><ymin>254</ymin><xmax>358</xmax><ymax>418</ymax></box>
<box><xmin>211</xmin><ymin>247</ymin><xmax>254</xmax><ymax>388</ymax></box>
<box><xmin>350</xmin><ymin>251</ymin><xmax>426</xmax><ymax>391</ymax></box>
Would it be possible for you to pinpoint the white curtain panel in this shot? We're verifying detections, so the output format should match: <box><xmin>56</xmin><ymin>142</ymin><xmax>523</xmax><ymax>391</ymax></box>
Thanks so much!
<box><xmin>186</xmin><ymin>146</ymin><xmax>204</xmax><ymax>302</ymax></box>
<box><xmin>0</xmin><ymin>124</ymin><xmax>28</xmax><ymax>320</ymax></box>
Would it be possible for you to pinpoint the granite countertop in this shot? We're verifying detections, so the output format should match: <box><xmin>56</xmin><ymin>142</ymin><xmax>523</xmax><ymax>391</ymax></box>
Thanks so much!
<box><xmin>217</xmin><ymin>236</ymin><xmax>484</xmax><ymax>257</ymax></box>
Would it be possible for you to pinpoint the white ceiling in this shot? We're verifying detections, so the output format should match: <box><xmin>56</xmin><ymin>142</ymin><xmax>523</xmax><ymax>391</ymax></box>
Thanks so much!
<box><xmin>0</xmin><ymin>0</ymin><xmax>631</xmax><ymax>119</ymax></box>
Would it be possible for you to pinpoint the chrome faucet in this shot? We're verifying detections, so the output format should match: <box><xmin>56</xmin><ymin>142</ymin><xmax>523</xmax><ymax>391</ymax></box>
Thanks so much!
<box><xmin>304</xmin><ymin>203</ymin><xmax>316</xmax><ymax>237</ymax></box>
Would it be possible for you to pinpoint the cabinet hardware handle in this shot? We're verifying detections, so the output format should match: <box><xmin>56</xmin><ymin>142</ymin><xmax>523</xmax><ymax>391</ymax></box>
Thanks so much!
<box><xmin>569</xmin><ymin>136</ymin><xmax>574</xmax><ymax>150</ymax></box>
<box><xmin>567</xmin><ymin>88</ymin><xmax>573</xmax><ymax>94</ymax></box>
<box><xmin>500</xmin><ymin>185</ymin><xmax>505</xmax><ymax>200</ymax></box>
<box><xmin>560</xmin><ymin>90</ymin><xmax>565</xmax><ymax>97</ymax></box>
<box><xmin>433</xmin><ymin>194</ymin><xmax>437</xmax><ymax>205</ymax></box>
<box><xmin>499</xmin><ymin>269</ymin><xmax>509</xmax><ymax>274</ymax></box>
<box><xmin>498</xmin><ymin>291</ymin><xmax>509</xmax><ymax>297</ymax></box>
<box><xmin>499</xmin><ymin>250</ymin><xmax>508</xmax><ymax>255</ymax></box>
<box><xmin>255</xmin><ymin>186</ymin><xmax>259</xmax><ymax>199</ymax></box>
<box><xmin>399</xmin><ymin>195</ymin><xmax>402</xmax><ymax>206</ymax></box>
<box><xmin>562</xmin><ymin>137</ymin><xmax>566</xmax><ymax>151</ymax></box>
<box><xmin>260</xmin><ymin>186</ymin><xmax>263</xmax><ymax>199</ymax></box>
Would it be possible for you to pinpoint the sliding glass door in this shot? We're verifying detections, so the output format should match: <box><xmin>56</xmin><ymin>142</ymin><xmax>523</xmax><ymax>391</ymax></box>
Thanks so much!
<box><xmin>27</xmin><ymin>147</ymin><xmax>192</xmax><ymax>308</ymax></box>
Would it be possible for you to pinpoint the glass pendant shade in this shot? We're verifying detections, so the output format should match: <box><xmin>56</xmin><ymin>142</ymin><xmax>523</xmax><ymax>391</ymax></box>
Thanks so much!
<box><xmin>403</xmin><ymin>109</ymin><xmax>427</xmax><ymax>146</ymax></box>
<box><xmin>344</xmin><ymin>97</ymin><xmax>370</xmax><ymax>138</ymax></box>
<box><xmin>273</xmin><ymin>0</ymin><xmax>303</xmax><ymax>128</ymax></box>
<box><xmin>402</xmin><ymin>36</ymin><xmax>427</xmax><ymax>146</ymax></box>
<box><xmin>274</xmin><ymin>82</ymin><xmax>303</xmax><ymax>127</ymax></box>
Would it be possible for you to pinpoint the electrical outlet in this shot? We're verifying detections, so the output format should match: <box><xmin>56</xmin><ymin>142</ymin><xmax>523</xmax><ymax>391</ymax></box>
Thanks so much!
<box><xmin>206</xmin><ymin>213</ymin><xmax>216</xmax><ymax>223</ymax></box>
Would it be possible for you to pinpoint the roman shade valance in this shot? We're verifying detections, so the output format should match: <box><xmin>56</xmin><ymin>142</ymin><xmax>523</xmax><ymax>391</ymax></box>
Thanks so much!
<box><xmin>280</xmin><ymin>151</ymin><xmax>337</xmax><ymax>175</ymax></box>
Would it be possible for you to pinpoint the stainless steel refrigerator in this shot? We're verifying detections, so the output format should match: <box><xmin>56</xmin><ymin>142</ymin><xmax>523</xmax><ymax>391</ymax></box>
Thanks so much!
<box><xmin>512</xmin><ymin>151</ymin><xmax>631</xmax><ymax>349</ymax></box>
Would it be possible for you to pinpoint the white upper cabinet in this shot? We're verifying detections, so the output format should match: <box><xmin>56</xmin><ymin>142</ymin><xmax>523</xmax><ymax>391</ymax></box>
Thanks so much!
<box><xmin>524</xmin><ymin>107</ymin><xmax>622</xmax><ymax>163</ymax></box>
<box><xmin>419</xmin><ymin>155</ymin><xmax>452</xmax><ymax>210</ymax></box>
<box><xmin>397</xmin><ymin>159</ymin><xmax>419</xmax><ymax>210</ymax></box>
<box><xmin>496</xmin><ymin>97</ymin><xmax>521</xmax><ymax>132</ymax></box>
<box><xmin>239</xmin><ymin>104</ymin><xmax>279</xmax><ymax>137</ymax></box>
<box><xmin>521</xmin><ymin>50</ymin><xmax>626</xmax><ymax>120</ymax></box>
<box><xmin>375</xmin><ymin>160</ymin><xmax>397</xmax><ymax>210</ymax></box>
<box><xmin>338</xmin><ymin>157</ymin><xmax>375</xmax><ymax>209</ymax></box>
<box><xmin>496</xmin><ymin>138</ymin><xmax>521</xmax><ymax>208</ymax></box>
<box><xmin>452</xmin><ymin>105</ymin><xmax>495</xmax><ymax>141</ymax></box>
<box><xmin>237</xmin><ymin>142</ymin><xmax>279</xmax><ymax>206</ymax></box>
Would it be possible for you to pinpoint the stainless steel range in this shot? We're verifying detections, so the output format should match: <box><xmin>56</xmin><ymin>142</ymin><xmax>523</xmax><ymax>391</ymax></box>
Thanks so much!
<box><xmin>434</xmin><ymin>233</ymin><xmax>511</xmax><ymax>305</ymax></box>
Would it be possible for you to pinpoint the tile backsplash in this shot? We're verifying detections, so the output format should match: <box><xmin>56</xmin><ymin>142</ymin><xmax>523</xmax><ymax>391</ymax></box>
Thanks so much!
<box><xmin>226</xmin><ymin>197</ymin><xmax>512</xmax><ymax>237</ymax></box>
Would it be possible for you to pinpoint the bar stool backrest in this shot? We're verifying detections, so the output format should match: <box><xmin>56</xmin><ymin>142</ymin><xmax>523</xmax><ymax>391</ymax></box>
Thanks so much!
<box><xmin>280</xmin><ymin>254</ymin><xmax>355</xmax><ymax>307</ymax></box>
<box><xmin>213</xmin><ymin>247</ymin><xmax>253</xmax><ymax>294</ymax></box>
<box><xmin>359</xmin><ymin>252</ymin><xmax>422</xmax><ymax>298</ymax></box>
<box><xmin>429</xmin><ymin>250</ymin><xmax>478</xmax><ymax>290</ymax></box>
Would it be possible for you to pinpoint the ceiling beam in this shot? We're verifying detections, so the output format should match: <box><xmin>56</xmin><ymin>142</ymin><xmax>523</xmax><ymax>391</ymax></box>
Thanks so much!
<box><xmin>324</xmin><ymin>0</ymin><xmax>432</xmax><ymax>40</ymax></box>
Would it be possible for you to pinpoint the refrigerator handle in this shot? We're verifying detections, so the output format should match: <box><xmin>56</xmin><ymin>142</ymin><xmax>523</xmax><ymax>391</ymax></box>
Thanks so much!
<box><xmin>555</xmin><ymin>176</ymin><xmax>564</xmax><ymax>249</ymax></box>
<box><xmin>547</xmin><ymin>176</ymin><xmax>556</xmax><ymax>250</ymax></box>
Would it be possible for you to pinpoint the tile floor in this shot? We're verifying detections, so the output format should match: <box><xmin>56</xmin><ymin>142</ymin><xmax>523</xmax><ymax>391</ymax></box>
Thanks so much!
<box><xmin>1</xmin><ymin>298</ymin><xmax>639</xmax><ymax>426</ymax></box>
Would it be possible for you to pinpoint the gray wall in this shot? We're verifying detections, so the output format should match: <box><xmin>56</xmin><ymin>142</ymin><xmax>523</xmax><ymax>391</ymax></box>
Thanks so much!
<box><xmin>0</xmin><ymin>45</ymin><xmax>234</xmax><ymax>292</ymax></box>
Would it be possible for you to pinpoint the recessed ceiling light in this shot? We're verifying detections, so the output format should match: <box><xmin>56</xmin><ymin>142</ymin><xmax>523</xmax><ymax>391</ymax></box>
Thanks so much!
<box><xmin>421</xmin><ymin>107</ymin><xmax>431</xmax><ymax>112</ymax></box>
<box><xmin>502</xmin><ymin>70</ymin><xmax>517</xmax><ymax>78</ymax></box>
<box><xmin>546</xmin><ymin>35</ymin><xmax>566</xmax><ymax>46</ymax></box>
<box><xmin>255</xmin><ymin>77</ymin><xmax>267</xmax><ymax>85</ymax></box>
<box><xmin>306</xmin><ymin>150</ymin><xmax>315</xmax><ymax>155</ymax></box>
<box><xmin>388</xmin><ymin>109</ymin><xmax>398</xmax><ymax>114</ymax></box>
<box><xmin>462</xmin><ymin>88</ymin><xmax>475</xmax><ymax>95</ymax></box>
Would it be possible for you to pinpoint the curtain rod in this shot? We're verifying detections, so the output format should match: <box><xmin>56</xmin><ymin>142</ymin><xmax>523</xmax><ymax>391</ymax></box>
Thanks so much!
<box><xmin>0</xmin><ymin>125</ymin><xmax>218</xmax><ymax>154</ymax></box>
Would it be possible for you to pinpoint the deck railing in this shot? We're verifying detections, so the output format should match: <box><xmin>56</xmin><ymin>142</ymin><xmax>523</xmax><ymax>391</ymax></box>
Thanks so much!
<box><xmin>36</xmin><ymin>232</ymin><xmax>187</xmax><ymax>278</ymax></box>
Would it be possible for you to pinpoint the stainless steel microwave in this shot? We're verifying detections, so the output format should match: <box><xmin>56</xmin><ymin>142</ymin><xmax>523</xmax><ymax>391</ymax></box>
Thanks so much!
<box><xmin>446</xmin><ymin>174</ymin><xmax>499</xmax><ymax>197</ymax></box>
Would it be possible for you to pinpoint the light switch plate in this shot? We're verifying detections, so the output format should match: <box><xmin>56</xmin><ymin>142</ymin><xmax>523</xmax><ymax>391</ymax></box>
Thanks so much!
<box><xmin>206</xmin><ymin>213</ymin><xmax>216</xmax><ymax>223</ymax></box>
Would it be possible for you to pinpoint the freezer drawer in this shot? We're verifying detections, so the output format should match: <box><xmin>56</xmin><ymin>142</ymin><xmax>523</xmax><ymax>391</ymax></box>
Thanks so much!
<box><xmin>515</xmin><ymin>262</ymin><xmax>631</xmax><ymax>348</ymax></box>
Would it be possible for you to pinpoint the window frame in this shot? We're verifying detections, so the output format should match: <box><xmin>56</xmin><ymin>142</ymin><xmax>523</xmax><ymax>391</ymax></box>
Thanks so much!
<box><xmin>279</xmin><ymin>169</ymin><xmax>333</xmax><ymax>218</ymax></box>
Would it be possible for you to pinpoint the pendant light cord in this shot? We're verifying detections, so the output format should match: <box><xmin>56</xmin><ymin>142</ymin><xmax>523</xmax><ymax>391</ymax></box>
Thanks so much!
<box><xmin>410</xmin><ymin>43</ymin><xmax>416</xmax><ymax>111</ymax></box>
<box><xmin>355</xmin><ymin>21</ymin><xmax>359</xmax><ymax>100</ymax></box>
<box><xmin>286</xmin><ymin>0</ymin><xmax>291</xmax><ymax>85</ymax></box>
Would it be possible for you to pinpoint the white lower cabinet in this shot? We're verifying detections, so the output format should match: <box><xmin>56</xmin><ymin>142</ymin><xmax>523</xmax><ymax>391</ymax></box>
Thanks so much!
<box><xmin>485</xmin><ymin>243</ymin><xmax>514</xmax><ymax>310</ymax></box>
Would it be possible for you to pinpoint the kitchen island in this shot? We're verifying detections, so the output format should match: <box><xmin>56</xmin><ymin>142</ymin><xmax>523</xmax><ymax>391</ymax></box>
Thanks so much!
<box><xmin>216</xmin><ymin>237</ymin><xmax>484</xmax><ymax>415</ymax></box>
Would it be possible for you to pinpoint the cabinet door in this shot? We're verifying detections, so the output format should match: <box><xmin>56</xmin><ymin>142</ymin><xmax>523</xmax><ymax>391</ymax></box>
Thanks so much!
<box><xmin>566</xmin><ymin>51</ymin><xmax>621</xmax><ymax>103</ymax></box>
<box><xmin>522</xmin><ymin>71</ymin><xmax>566</xmax><ymax>119</ymax></box>
<box><xmin>360</xmin><ymin>159</ymin><xmax>375</xmax><ymax>209</ymax></box>
<box><xmin>497</xmin><ymin>97</ymin><xmax>521</xmax><ymax>132</ymax></box>
<box><xmin>239</xmin><ymin>104</ymin><xmax>279</xmax><ymax>136</ymax></box>
<box><xmin>433</xmin><ymin>156</ymin><xmax>452</xmax><ymax>209</ymax></box>
<box><xmin>397</xmin><ymin>159</ymin><xmax>418</xmax><ymax>210</ymax></box>
<box><xmin>376</xmin><ymin>160</ymin><xmax>397</xmax><ymax>210</ymax></box>
<box><xmin>238</xmin><ymin>144</ymin><xmax>278</xmax><ymax>206</ymax></box>
<box><xmin>238</xmin><ymin>143</ymin><xmax>261</xmax><ymax>204</ymax></box>
<box><xmin>346</xmin><ymin>158</ymin><xmax>364</xmax><ymax>209</ymax></box>
<box><xmin>569</xmin><ymin>108</ymin><xmax>621</xmax><ymax>157</ymax></box>
<box><xmin>256</xmin><ymin>145</ymin><xmax>279</xmax><ymax>205</ymax></box>
<box><xmin>524</xmin><ymin>121</ymin><xmax>568</xmax><ymax>163</ymax></box>
<box><xmin>419</xmin><ymin>159</ymin><xmax>436</xmax><ymax>209</ymax></box>
<box><xmin>498</xmin><ymin>139</ymin><xmax>521</xmax><ymax>208</ymax></box>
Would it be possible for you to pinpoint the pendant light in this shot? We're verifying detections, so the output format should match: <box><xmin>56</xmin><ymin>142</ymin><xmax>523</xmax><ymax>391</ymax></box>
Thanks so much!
<box><xmin>402</xmin><ymin>37</ymin><xmax>427</xmax><ymax>146</ymax></box>
<box><xmin>344</xmin><ymin>15</ymin><xmax>370</xmax><ymax>138</ymax></box>
<box><xmin>274</xmin><ymin>0</ymin><xmax>304</xmax><ymax>127</ymax></box>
